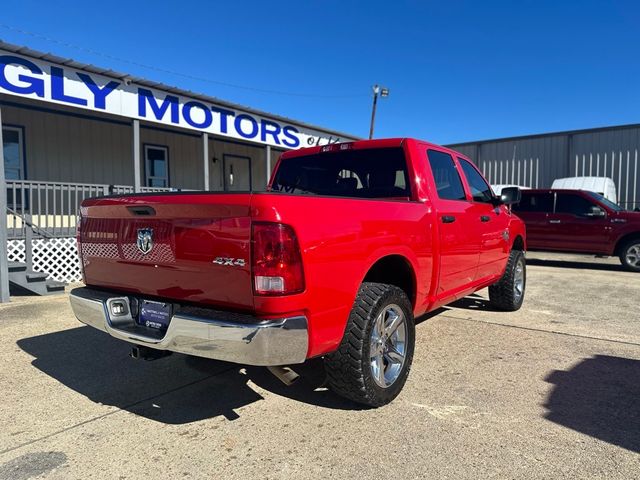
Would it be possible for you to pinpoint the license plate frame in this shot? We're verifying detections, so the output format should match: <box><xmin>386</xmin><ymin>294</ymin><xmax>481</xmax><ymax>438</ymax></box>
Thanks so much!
<box><xmin>137</xmin><ymin>299</ymin><xmax>172</xmax><ymax>330</ymax></box>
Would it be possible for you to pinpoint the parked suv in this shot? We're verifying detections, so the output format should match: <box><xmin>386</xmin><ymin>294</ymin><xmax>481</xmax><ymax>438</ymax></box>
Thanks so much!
<box><xmin>513</xmin><ymin>189</ymin><xmax>640</xmax><ymax>271</ymax></box>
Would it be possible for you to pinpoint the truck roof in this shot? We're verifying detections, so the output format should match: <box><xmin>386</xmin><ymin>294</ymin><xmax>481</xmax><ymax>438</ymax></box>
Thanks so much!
<box><xmin>280</xmin><ymin>138</ymin><xmax>468</xmax><ymax>160</ymax></box>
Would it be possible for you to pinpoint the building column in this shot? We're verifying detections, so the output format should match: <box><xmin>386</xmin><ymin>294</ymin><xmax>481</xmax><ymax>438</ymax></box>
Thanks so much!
<box><xmin>132</xmin><ymin>119</ymin><xmax>141</xmax><ymax>192</ymax></box>
<box><xmin>202</xmin><ymin>133</ymin><xmax>209</xmax><ymax>190</ymax></box>
<box><xmin>266</xmin><ymin>145</ymin><xmax>271</xmax><ymax>187</ymax></box>
<box><xmin>0</xmin><ymin>106</ymin><xmax>11</xmax><ymax>302</ymax></box>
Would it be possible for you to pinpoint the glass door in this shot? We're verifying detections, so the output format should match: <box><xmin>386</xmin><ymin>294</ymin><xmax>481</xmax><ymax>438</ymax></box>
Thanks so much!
<box><xmin>223</xmin><ymin>154</ymin><xmax>252</xmax><ymax>191</ymax></box>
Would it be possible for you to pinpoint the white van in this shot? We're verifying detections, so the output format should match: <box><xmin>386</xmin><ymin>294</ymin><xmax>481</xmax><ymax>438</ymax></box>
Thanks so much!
<box><xmin>551</xmin><ymin>176</ymin><xmax>617</xmax><ymax>203</ymax></box>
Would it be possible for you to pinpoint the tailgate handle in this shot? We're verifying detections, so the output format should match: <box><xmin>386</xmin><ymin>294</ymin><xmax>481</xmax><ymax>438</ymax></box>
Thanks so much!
<box><xmin>127</xmin><ymin>206</ymin><xmax>156</xmax><ymax>216</ymax></box>
<box><xmin>480</xmin><ymin>215</ymin><xmax>491</xmax><ymax>222</ymax></box>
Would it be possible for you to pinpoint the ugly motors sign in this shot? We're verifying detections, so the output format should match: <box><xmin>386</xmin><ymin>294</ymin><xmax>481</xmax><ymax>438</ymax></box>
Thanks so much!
<box><xmin>0</xmin><ymin>51</ymin><xmax>346</xmax><ymax>147</ymax></box>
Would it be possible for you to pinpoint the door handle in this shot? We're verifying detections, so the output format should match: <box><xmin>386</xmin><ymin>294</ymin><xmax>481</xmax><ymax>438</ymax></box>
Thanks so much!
<box><xmin>441</xmin><ymin>215</ymin><xmax>456</xmax><ymax>224</ymax></box>
<box><xmin>549</xmin><ymin>219</ymin><xmax>561</xmax><ymax>224</ymax></box>
<box><xmin>480</xmin><ymin>215</ymin><xmax>491</xmax><ymax>222</ymax></box>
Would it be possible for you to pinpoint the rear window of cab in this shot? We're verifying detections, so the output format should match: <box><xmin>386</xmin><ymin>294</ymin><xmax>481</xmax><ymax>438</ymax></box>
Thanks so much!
<box><xmin>270</xmin><ymin>147</ymin><xmax>410</xmax><ymax>199</ymax></box>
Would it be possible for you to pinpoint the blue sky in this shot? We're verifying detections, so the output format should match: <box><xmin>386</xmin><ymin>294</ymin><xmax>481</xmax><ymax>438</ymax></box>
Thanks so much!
<box><xmin>2</xmin><ymin>1</ymin><xmax>639</xmax><ymax>144</ymax></box>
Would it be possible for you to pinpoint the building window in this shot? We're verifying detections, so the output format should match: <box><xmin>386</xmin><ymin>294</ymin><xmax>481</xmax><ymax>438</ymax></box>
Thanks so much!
<box><xmin>3</xmin><ymin>126</ymin><xmax>25</xmax><ymax>180</ymax></box>
<box><xmin>144</xmin><ymin>145</ymin><xmax>169</xmax><ymax>188</ymax></box>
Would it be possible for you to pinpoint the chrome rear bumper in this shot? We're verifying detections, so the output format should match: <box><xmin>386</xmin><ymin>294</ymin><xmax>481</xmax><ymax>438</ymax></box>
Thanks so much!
<box><xmin>69</xmin><ymin>287</ymin><xmax>308</xmax><ymax>366</ymax></box>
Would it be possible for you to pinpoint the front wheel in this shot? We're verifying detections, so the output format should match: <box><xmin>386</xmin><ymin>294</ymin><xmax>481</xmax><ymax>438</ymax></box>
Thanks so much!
<box><xmin>489</xmin><ymin>249</ymin><xmax>526</xmax><ymax>311</ymax></box>
<box><xmin>324</xmin><ymin>282</ymin><xmax>415</xmax><ymax>407</ymax></box>
<box><xmin>619</xmin><ymin>239</ymin><xmax>640</xmax><ymax>272</ymax></box>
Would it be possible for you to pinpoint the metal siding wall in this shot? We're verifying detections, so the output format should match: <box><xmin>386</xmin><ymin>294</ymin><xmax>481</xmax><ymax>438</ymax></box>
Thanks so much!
<box><xmin>570</xmin><ymin>127</ymin><xmax>640</xmax><ymax>208</ymax></box>
<box><xmin>451</xmin><ymin>135</ymin><xmax>568</xmax><ymax>188</ymax></box>
<box><xmin>140</xmin><ymin>129</ymin><xmax>200</xmax><ymax>190</ymax></box>
<box><xmin>449</xmin><ymin>127</ymin><xmax>640</xmax><ymax>209</ymax></box>
<box><xmin>449</xmin><ymin>144</ymin><xmax>476</xmax><ymax>160</ymax></box>
<box><xmin>2</xmin><ymin>104</ymin><xmax>132</xmax><ymax>185</ymax></box>
<box><xmin>470</xmin><ymin>136</ymin><xmax>568</xmax><ymax>189</ymax></box>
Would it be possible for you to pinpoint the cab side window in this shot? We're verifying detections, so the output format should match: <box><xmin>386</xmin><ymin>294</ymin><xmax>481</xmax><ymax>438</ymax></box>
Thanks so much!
<box><xmin>513</xmin><ymin>192</ymin><xmax>554</xmax><ymax>213</ymax></box>
<box><xmin>555</xmin><ymin>193</ymin><xmax>597</xmax><ymax>216</ymax></box>
<box><xmin>427</xmin><ymin>150</ymin><xmax>466</xmax><ymax>201</ymax></box>
<box><xmin>458</xmin><ymin>158</ymin><xmax>493</xmax><ymax>203</ymax></box>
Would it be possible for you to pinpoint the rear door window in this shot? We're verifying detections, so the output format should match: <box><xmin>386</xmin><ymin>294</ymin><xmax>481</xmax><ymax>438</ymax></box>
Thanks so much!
<box><xmin>513</xmin><ymin>192</ymin><xmax>554</xmax><ymax>213</ymax></box>
<box><xmin>271</xmin><ymin>147</ymin><xmax>410</xmax><ymax>199</ymax></box>
<box><xmin>427</xmin><ymin>150</ymin><xmax>466</xmax><ymax>201</ymax></box>
<box><xmin>458</xmin><ymin>158</ymin><xmax>494</xmax><ymax>203</ymax></box>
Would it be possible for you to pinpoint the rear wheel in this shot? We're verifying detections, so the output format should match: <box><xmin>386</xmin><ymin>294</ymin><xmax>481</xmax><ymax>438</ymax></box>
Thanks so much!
<box><xmin>324</xmin><ymin>282</ymin><xmax>415</xmax><ymax>407</ymax></box>
<box><xmin>619</xmin><ymin>239</ymin><xmax>640</xmax><ymax>272</ymax></box>
<box><xmin>489</xmin><ymin>249</ymin><xmax>526</xmax><ymax>311</ymax></box>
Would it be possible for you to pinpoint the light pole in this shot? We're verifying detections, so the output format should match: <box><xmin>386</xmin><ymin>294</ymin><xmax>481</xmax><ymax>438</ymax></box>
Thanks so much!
<box><xmin>368</xmin><ymin>84</ymin><xmax>389</xmax><ymax>139</ymax></box>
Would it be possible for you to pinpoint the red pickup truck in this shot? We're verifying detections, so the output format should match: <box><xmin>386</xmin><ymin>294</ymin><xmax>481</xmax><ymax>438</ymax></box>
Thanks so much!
<box><xmin>513</xmin><ymin>189</ymin><xmax>640</xmax><ymax>271</ymax></box>
<box><xmin>70</xmin><ymin>138</ymin><xmax>526</xmax><ymax>406</ymax></box>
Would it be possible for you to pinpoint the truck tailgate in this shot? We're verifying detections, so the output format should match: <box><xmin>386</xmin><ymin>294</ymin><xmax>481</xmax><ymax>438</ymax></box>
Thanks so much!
<box><xmin>78</xmin><ymin>193</ymin><xmax>254</xmax><ymax>310</ymax></box>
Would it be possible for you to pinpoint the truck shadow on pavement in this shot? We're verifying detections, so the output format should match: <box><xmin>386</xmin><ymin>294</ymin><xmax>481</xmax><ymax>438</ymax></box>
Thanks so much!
<box><xmin>17</xmin><ymin>326</ymin><xmax>362</xmax><ymax>424</ymax></box>
<box><xmin>543</xmin><ymin>355</ymin><xmax>640</xmax><ymax>453</ymax></box>
<box><xmin>526</xmin><ymin>257</ymin><xmax>627</xmax><ymax>272</ymax></box>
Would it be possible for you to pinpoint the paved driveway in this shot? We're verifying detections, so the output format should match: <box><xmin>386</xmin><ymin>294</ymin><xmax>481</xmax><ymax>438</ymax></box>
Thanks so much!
<box><xmin>0</xmin><ymin>252</ymin><xmax>638</xmax><ymax>479</ymax></box>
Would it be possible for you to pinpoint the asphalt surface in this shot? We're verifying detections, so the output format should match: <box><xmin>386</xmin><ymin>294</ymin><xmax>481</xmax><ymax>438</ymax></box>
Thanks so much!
<box><xmin>0</xmin><ymin>251</ymin><xmax>638</xmax><ymax>479</ymax></box>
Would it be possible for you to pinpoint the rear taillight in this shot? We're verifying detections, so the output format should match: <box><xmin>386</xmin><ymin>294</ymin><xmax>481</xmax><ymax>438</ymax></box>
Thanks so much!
<box><xmin>252</xmin><ymin>222</ymin><xmax>305</xmax><ymax>295</ymax></box>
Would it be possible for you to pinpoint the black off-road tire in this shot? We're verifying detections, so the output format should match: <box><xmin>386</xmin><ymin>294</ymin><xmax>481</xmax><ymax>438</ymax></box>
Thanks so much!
<box><xmin>324</xmin><ymin>282</ymin><xmax>415</xmax><ymax>407</ymax></box>
<box><xmin>488</xmin><ymin>249</ymin><xmax>526</xmax><ymax>311</ymax></box>
<box><xmin>618</xmin><ymin>239</ymin><xmax>640</xmax><ymax>272</ymax></box>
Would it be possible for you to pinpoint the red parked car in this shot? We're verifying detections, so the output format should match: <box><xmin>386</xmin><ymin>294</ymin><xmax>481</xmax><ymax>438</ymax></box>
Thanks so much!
<box><xmin>512</xmin><ymin>189</ymin><xmax>640</xmax><ymax>271</ymax></box>
<box><xmin>70</xmin><ymin>138</ymin><xmax>526</xmax><ymax>406</ymax></box>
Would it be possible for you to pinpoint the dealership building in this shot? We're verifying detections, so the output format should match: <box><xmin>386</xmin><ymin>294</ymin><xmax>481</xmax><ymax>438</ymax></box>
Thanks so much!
<box><xmin>0</xmin><ymin>41</ymin><xmax>357</xmax><ymax>299</ymax></box>
<box><xmin>2</xmin><ymin>40</ymin><xmax>640</xmax><ymax>300</ymax></box>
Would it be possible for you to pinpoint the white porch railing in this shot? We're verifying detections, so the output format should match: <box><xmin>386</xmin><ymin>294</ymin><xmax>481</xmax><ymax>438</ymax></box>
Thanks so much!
<box><xmin>5</xmin><ymin>180</ymin><xmax>193</xmax><ymax>239</ymax></box>
<box><xmin>3</xmin><ymin>180</ymin><xmax>196</xmax><ymax>283</ymax></box>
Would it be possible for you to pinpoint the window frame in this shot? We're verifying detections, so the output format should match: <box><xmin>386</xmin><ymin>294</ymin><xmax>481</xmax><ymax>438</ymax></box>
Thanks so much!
<box><xmin>143</xmin><ymin>144</ymin><xmax>170</xmax><ymax>188</ymax></box>
<box><xmin>2</xmin><ymin>125</ymin><xmax>26</xmax><ymax>181</ymax></box>
<box><xmin>457</xmin><ymin>157</ymin><xmax>495</xmax><ymax>204</ymax></box>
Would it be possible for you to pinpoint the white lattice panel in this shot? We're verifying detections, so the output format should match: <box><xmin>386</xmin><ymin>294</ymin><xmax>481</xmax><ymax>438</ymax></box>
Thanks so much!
<box><xmin>7</xmin><ymin>238</ymin><xmax>82</xmax><ymax>283</ymax></box>
<box><xmin>7</xmin><ymin>240</ymin><xmax>26</xmax><ymax>263</ymax></box>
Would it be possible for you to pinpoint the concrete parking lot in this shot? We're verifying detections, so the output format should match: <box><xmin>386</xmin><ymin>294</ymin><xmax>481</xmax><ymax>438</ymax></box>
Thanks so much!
<box><xmin>0</xmin><ymin>251</ymin><xmax>638</xmax><ymax>479</ymax></box>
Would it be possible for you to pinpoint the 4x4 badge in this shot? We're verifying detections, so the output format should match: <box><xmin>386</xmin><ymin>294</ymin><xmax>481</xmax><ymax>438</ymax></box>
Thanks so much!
<box><xmin>503</xmin><ymin>230</ymin><xmax>510</xmax><ymax>242</ymax></box>
<box><xmin>213</xmin><ymin>257</ymin><xmax>246</xmax><ymax>267</ymax></box>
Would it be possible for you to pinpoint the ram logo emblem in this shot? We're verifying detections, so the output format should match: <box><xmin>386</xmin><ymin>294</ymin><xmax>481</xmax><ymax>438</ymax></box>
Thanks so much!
<box><xmin>213</xmin><ymin>257</ymin><xmax>246</xmax><ymax>267</ymax></box>
<box><xmin>136</xmin><ymin>228</ymin><xmax>154</xmax><ymax>254</ymax></box>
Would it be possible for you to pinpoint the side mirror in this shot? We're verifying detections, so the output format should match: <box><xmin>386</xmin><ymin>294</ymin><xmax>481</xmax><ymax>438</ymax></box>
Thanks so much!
<box><xmin>585</xmin><ymin>205</ymin><xmax>606</xmax><ymax>218</ymax></box>
<box><xmin>499</xmin><ymin>187</ymin><xmax>521</xmax><ymax>206</ymax></box>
